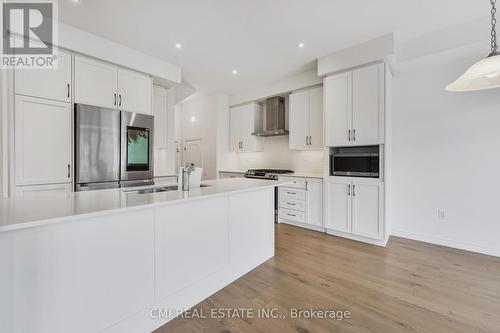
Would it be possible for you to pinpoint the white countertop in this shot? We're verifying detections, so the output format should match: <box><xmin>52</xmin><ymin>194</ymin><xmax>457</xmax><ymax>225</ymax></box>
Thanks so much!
<box><xmin>0</xmin><ymin>178</ymin><xmax>289</xmax><ymax>232</ymax></box>
<box><xmin>218</xmin><ymin>170</ymin><xmax>323</xmax><ymax>179</ymax></box>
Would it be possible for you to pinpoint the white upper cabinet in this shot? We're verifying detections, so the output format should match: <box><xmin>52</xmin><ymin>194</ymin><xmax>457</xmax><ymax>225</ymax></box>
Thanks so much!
<box><xmin>289</xmin><ymin>86</ymin><xmax>323</xmax><ymax>150</ymax></box>
<box><xmin>352</xmin><ymin>64</ymin><xmax>384</xmax><ymax>145</ymax></box>
<box><xmin>15</xmin><ymin>50</ymin><xmax>72</xmax><ymax>103</ymax></box>
<box><xmin>74</xmin><ymin>56</ymin><xmax>152</xmax><ymax>114</ymax></box>
<box><xmin>117</xmin><ymin>68</ymin><xmax>152</xmax><ymax>114</ymax></box>
<box><xmin>15</xmin><ymin>95</ymin><xmax>72</xmax><ymax>186</ymax></box>
<box><xmin>74</xmin><ymin>55</ymin><xmax>118</xmax><ymax>109</ymax></box>
<box><xmin>289</xmin><ymin>90</ymin><xmax>310</xmax><ymax>150</ymax></box>
<box><xmin>324</xmin><ymin>72</ymin><xmax>351</xmax><ymax>146</ymax></box>
<box><xmin>324</xmin><ymin>63</ymin><xmax>385</xmax><ymax>146</ymax></box>
<box><xmin>230</xmin><ymin>103</ymin><xmax>263</xmax><ymax>152</ymax></box>
<box><xmin>308</xmin><ymin>87</ymin><xmax>324</xmax><ymax>149</ymax></box>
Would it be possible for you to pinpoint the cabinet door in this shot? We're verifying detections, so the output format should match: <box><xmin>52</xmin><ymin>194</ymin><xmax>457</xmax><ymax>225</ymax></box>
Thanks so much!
<box><xmin>15</xmin><ymin>183</ymin><xmax>72</xmax><ymax>197</ymax></box>
<box><xmin>351</xmin><ymin>182</ymin><xmax>383</xmax><ymax>239</ymax></box>
<box><xmin>15</xmin><ymin>50</ymin><xmax>72</xmax><ymax>102</ymax></box>
<box><xmin>117</xmin><ymin>68</ymin><xmax>152</xmax><ymax>114</ymax></box>
<box><xmin>352</xmin><ymin>63</ymin><xmax>384</xmax><ymax>145</ymax></box>
<box><xmin>152</xmin><ymin>85</ymin><xmax>168</xmax><ymax>149</ymax></box>
<box><xmin>306</xmin><ymin>178</ymin><xmax>323</xmax><ymax>227</ymax></box>
<box><xmin>15</xmin><ymin>96</ymin><xmax>72</xmax><ymax>185</ymax></box>
<box><xmin>239</xmin><ymin>103</ymin><xmax>262</xmax><ymax>152</ymax></box>
<box><xmin>325</xmin><ymin>179</ymin><xmax>351</xmax><ymax>232</ymax></box>
<box><xmin>309</xmin><ymin>87</ymin><xmax>323</xmax><ymax>149</ymax></box>
<box><xmin>230</xmin><ymin>106</ymin><xmax>242</xmax><ymax>152</ymax></box>
<box><xmin>289</xmin><ymin>90</ymin><xmax>310</xmax><ymax>150</ymax></box>
<box><xmin>74</xmin><ymin>56</ymin><xmax>117</xmax><ymax>109</ymax></box>
<box><xmin>324</xmin><ymin>72</ymin><xmax>352</xmax><ymax>146</ymax></box>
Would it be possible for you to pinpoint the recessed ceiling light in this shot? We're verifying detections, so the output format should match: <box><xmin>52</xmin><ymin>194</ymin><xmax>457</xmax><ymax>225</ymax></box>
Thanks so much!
<box><xmin>175</xmin><ymin>43</ymin><xmax>182</xmax><ymax>49</ymax></box>
<box><xmin>232</xmin><ymin>69</ymin><xmax>238</xmax><ymax>75</ymax></box>
<box><xmin>70</xmin><ymin>0</ymin><xmax>81</xmax><ymax>4</ymax></box>
<box><xmin>190</xmin><ymin>116</ymin><xmax>196</xmax><ymax>122</ymax></box>
<box><xmin>297</xmin><ymin>42</ymin><xmax>305</xmax><ymax>49</ymax></box>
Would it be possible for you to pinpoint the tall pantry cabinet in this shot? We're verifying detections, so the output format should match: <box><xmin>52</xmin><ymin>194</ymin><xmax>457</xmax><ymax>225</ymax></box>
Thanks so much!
<box><xmin>323</xmin><ymin>62</ymin><xmax>391</xmax><ymax>246</ymax></box>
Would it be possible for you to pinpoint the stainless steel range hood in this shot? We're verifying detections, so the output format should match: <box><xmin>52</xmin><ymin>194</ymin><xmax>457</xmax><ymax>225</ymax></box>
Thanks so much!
<box><xmin>252</xmin><ymin>96</ymin><xmax>289</xmax><ymax>137</ymax></box>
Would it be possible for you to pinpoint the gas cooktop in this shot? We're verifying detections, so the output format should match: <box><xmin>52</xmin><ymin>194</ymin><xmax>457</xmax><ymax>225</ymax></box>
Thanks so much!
<box><xmin>244</xmin><ymin>169</ymin><xmax>294</xmax><ymax>180</ymax></box>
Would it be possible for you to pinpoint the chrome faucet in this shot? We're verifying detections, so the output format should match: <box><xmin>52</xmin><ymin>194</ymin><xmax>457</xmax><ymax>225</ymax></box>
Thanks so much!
<box><xmin>181</xmin><ymin>163</ymin><xmax>195</xmax><ymax>191</ymax></box>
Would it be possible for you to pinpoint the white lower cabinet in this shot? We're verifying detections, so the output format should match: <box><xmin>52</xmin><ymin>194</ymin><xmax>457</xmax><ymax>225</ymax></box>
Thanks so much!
<box><xmin>326</xmin><ymin>178</ymin><xmax>384</xmax><ymax>241</ymax></box>
<box><xmin>15</xmin><ymin>95</ymin><xmax>72</xmax><ymax>186</ymax></box>
<box><xmin>278</xmin><ymin>177</ymin><xmax>323</xmax><ymax>230</ymax></box>
<box><xmin>306</xmin><ymin>178</ymin><xmax>323</xmax><ymax>227</ymax></box>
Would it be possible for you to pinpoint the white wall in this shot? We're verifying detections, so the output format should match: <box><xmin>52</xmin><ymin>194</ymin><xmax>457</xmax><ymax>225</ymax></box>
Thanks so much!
<box><xmin>58</xmin><ymin>22</ymin><xmax>181</xmax><ymax>84</ymax></box>
<box><xmin>178</xmin><ymin>94</ymin><xmax>218</xmax><ymax>179</ymax></box>
<box><xmin>392</xmin><ymin>52</ymin><xmax>500</xmax><ymax>257</ymax></box>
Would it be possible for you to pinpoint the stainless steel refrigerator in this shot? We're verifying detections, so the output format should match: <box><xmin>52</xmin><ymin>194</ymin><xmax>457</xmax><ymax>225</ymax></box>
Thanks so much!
<box><xmin>75</xmin><ymin>104</ymin><xmax>154</xmax><ymax>191</ymax></box>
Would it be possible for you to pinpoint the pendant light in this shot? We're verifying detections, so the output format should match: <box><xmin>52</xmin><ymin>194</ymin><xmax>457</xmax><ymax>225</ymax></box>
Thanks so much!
<box><xmin>446</xmin><ymin>0</ymin><xmax>500</xmax><ymax>91</ymax></box>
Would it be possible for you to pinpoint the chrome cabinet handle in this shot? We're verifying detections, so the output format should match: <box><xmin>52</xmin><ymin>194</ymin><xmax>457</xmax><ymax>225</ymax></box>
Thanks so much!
<box><xmin>347</xmin><ymin>184</ymin><xmax>351</xmax><ymax>196</ymax></box>
<box><xmin>114</xmin><ymin>93</ymin><xmax>117</xmax><ymax>106</ymax></box>
<box><xmin>306</xmin><ymin>136</ymin><xmax>308</xmax><ymax>146</ymax></box>
<box><xmin>287</xmin><ymin>213</ymin><xmax>297</xmax><ymax>217</ymax></box>
<box><xmin>309</xmin><ymin>136</ymin><xmax>312</xmax><ymax>146</ymax></box>
<box><xmin>353</xmin><ymin>184</ymin><xmax>356</xmax><ymax>197</ymax></box>
<box><xmin>67</xmin><ymin>164</ymin><xmax>71</xmax><ymax>178</ymax></box>
<box><xmin>287</xmin><ymin>202</ymin><xmax>296</xmax><ymax>206</ymax></box>
<box><xmin>119</xmin><ymin>94</ymin><xmax>122</xmax><ymax>106</ymax></box>
<box><xmin>287</xmin><ymin>192</ymin><xmax>297</xmax><ymax>195</ymax></box>
<box><xmin>305</xmin><ymin>180</ymin><xmax>308</xmax><ymax>191</ymax></box>
<box><xmin>66</xmin><ymin>83</ymin><xmax>70</xmax><ymax>98</ymax></box>
<box><xmin>353</xmin><ymin>129</ymin><xmax>356</xmax><ymax>141</ymax></box>
<box><xmin>348</xmin><ymin>130</ymin><xmax>351</xmax><ymax>142</ymax></box>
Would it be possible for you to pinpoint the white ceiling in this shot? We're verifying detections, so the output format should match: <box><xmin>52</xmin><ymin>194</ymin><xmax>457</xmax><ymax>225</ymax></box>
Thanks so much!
<box><xmin>59</xmin><ymin>0</ymin><xmax>488</xmax><ymax>94</ymax></box>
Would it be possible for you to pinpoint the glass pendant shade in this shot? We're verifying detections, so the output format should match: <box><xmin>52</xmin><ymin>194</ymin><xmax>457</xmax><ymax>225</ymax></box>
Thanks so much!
<box><xmin>446</xmin><ymin>53</ymin><xmax>500</xmax><ymax>91</ymax></box>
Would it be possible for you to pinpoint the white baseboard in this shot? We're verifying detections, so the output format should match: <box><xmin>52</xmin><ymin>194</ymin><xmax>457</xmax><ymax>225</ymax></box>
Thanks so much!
<box><xmin>391</xmin><ymin>229</ymin><xmax>500</xmax><ymax>258</ymax></box>
<box><xmin>326</xmin><ymin>229</ymin><xmax>388</xmax><ymax>247</ymax></box>
<box><xmin>278</xmin><ymin>218</ymin><xmax>326</xmax><ymax>233</ymax></box>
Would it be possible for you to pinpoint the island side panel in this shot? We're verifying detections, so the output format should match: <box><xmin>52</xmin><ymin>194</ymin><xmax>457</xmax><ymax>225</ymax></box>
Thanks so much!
<box><xmin>155</xmin><ymin>195</ymin><xmax>230</xmax><ymax>302</ymax></box>
<box><xmin>228</xmin><ymin>187</ymin><xmax>275</xmax><ymax>274</ymax></box>
<box><xmin>0</xmin><ymin>208</ymin><xmax>155</xmax><ymax>333</ymax></box>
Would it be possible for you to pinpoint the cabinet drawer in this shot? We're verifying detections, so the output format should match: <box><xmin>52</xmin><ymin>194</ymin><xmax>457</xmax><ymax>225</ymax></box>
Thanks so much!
<box><xmin>280</xmin><ymin>188</ymin><xmax>306</xmax><ymax>201</ymax></box>
<box><xmin>279</xmin><ymin>198</ymin><xmax>306</xmax><ymax>212</ymax></box>
<box><xmin>279</xmin><ymin>176</ymin><xmax>306</xmax><ymax>189</ymax></box>
<box><xmin>279</xmin><ymin>208</ymin><xmax>306</xmax><ymax>223</ymax></box>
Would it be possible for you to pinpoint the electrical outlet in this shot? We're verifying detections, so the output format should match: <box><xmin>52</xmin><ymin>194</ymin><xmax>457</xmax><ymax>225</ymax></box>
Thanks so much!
<box><xmin>437</xmin><ymin>209</ymin><xmax>446</xmax><ymax>220</ymax></box>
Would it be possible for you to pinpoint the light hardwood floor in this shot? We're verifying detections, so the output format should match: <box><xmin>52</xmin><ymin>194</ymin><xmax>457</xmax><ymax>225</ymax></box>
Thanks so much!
<box><xmin>154</xmin><ymin>224</ymin><xmax>500</xmax><ymax>333</ymax></box>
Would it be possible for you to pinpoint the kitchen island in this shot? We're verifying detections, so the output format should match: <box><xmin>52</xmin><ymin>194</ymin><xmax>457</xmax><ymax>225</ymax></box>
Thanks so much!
<box><xmin>0</xmin><ymin>178</ymin><xmax>288</xmax><ymax>333</ymax></box>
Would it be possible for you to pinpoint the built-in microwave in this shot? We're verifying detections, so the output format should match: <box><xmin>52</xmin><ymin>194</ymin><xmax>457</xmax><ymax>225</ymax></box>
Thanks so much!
<box><xmin>330</xmin><ymin>145</ymin><xmax>380</xmax><ymax>178</ymax></box>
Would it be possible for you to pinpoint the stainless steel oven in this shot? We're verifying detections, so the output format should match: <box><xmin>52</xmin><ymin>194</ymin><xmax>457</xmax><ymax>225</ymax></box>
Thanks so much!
<box><xmin>330</xmin><ymin>145</ymin><xmax>380</xmax><ymax>178</ymax></box>
<box><xmin>120</xmin><ymin>111</ymin><xmax>154</xmax><ymax>183</ymax></box>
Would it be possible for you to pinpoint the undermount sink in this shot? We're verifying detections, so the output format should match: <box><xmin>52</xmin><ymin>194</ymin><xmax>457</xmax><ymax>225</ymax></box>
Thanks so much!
<box><xmin>125</xmin><ymin>184</ymin><xmax>210</xmax><ymax>194</ymax></box>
